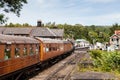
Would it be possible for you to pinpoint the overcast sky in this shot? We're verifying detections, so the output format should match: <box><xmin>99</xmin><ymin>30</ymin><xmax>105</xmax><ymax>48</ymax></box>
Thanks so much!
<box><xmin>4</xmin><ymin>0</ymin><xmax>120</xmax><ymax>26</ymax></box>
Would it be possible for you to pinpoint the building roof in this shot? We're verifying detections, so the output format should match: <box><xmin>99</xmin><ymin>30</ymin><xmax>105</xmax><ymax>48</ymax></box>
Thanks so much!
<box><xmin>110</xmin><ymin>34</ymin><xmax>120</xmax><ymax>39</ymax></box>
<box><xmin>0</xmin><ymin>27</ymin><xmax>64</xmax><ymax>38</ymax></box>
<box><xmin>3</xmin><ymin>27</ymin><xmax>32</xmax><ymax>35</ymax></box>
<box><xmin>0</xmin><ymin>27</ymin><xmax>6</xmax><ymax>34</ymax></box>
<box><xmin>30</xmin><ymin>27</ymin><xmax>54</xmax><ymax>37</ymax></box>
<box><xmin>50</xmin><ymin>29</ymin><xmax>64</xmax><ymax>37</ymax></box>
<box><xmin>115</xmin><ymin>30</ymin><xmax>120</xmax><ymax>35</ymax></box>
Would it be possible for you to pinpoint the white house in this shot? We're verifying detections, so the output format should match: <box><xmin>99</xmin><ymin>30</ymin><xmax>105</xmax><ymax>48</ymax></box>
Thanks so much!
<box><xmin>110</xmin><ymin>30</ymin><xmax>120</xmax><ymax>50</ymax></box>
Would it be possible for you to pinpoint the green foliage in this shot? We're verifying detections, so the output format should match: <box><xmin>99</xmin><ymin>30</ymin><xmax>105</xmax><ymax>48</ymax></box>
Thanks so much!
<box><xmin>110</xmin><ymin>23</ymin><xmax>120</xmax><ymax>35</ymax></box>
<box><xmin>4</xmin><ymin>23</ymin><xmax>31</xmax><ymax>27</ymax></box>
<box><xmin>90</xmin><ymin>50</ymin><xmax>120</xmax><ymax>73</ymax></box>
<box><xmin>0</xmin><ymin>14</ymin><xmax>8</xmax><ymax>24</ymax></box>
<box><xmin>0</xmin><ymin>0</ymin><xmax>27</xmax><ymax>24</ymax></box>
<box><xmin>44</xmin><ymin>22</ymin><xmax>112</xmax><ymax>43</ymax></box>
<box><xmin>89</xmin><ymin>50</ymin><xmax>102</xmax><ymax>59</ymax></box>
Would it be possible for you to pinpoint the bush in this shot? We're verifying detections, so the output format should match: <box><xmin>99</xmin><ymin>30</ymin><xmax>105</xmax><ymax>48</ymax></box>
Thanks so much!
<box><xmin>89</xmin><ymin>50</ymin><xmax>102</xmax><ymax>59</ymax></box>
<box><xmin>90</xmin><ymin>50</ymin><xmax>120</xmax><ymax>73</ymax></box>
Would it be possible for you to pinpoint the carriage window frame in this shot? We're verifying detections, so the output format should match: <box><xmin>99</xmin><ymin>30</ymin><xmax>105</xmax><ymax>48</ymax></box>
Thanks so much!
<box><xmin>35</xmin><ymin>44</ymin><xmax>39</xmax><ymax>54</ymax></box>
<box><xmin>15</xmin><ymin>44</ymin><xmax>20</xmax><ymax>58</ymax></box>
<box><xmin>49</xmin><ymin>44</ymin><xmax>52</xmax><ymax>51</ymax></box>
<box><xmin>55</xmin><ymin>44</ymin><xmax>57</xmax><ymax>51</ymax></box>
<box><xmin>30</xmin><ymin>44</ymin><xmax>34</xmax><ymax>55</ymax></box>
<box><xmin>45</xmin><ymin>44</ymin><xmax>49</xmax><ymax>53</ymax></box>
<box><xmin>60</xmin><ymin>44</ymin><xmax>64</xmax><ymax>51</ymax></box>
<box><xmin>4</xmin><ymin>44</ymin><xmax>11</xmax><ymax>60</ymax></box>
<box><xmin>57</xmin><ymin>44</ymin><xmax>60</xmax><ymax>51</ymax></box>
<box><xmin>23</xmin><ymin>44</ymin><xmax>27</xmax><ymax>56</ymax></box>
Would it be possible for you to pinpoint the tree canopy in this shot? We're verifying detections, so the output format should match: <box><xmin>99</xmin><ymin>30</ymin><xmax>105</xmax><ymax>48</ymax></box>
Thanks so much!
<box><xmin>0</xmin><ymin>0</ymin><xmax>27</xmax><ymax>24</ymax></box>
<box><xmin>43</xmin><ymin>22</ymin><xmax>113</xmax><ymax>43</ymax></box>
<box><xmin>4</xmin><ymin>23</ymin><xmax>31</xmax><ymax>27</ymax></box>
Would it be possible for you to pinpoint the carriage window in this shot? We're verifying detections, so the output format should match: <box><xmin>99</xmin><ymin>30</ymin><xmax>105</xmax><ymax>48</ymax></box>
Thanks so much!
<box><xmin>60</xmin><ymin>45</ymin><xmax>64</xmax><ymax>51</ymax></box>
<box><xmin>36</xmin><ymin>44</ymin><xmax>39</xmax><ymax>54</ymax></box>
<box><xmin>55</xmin><ymin>46</ymin><xmax>57</xmax><ymax>51</ymax></box>
<box><xmin>53</xmin><ymin>47</ymin><xmax>56</xmax><ymax>51</ymax></box>
<box><xmin>45</xmin><ymin>47</ymin><xmax>49</xmax><ymax>52</ymax></box>
<box><xmin>23</xmin><ymin>45</ymin><xmax>27</xmax><ymax>56</ymax></box>
<box><xmin>49</xmin><ymin>44</ymin><xmax>52</xmax><ymax>51</ymax></box>
<box><xmin>15</xmin><ymin>45</ymin><xmax>20</xmax><ymax>58</ymax></box>
<box><xmin>30</xmin><ymin>44</ymin><xmax>34</xmax><ymax>55</ymax></box>
<box><xmin>57</xmin><ymin>44</ymin><xmax>60</xmax><ymax>51</ymax></box>
<box><xmin>45</xmin><ymin>44</ymin><xmax>49</xmax><ymax>52</ymax></box>
<box><xmin>4</xmin><ymin>45</ymin><xmax>11</xmax><ymax>60</ymax></box>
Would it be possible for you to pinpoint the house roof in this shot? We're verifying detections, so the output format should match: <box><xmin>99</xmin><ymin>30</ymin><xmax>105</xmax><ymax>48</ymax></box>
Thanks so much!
<box><xmin>3</xmin><ymin>27</ymin><xmax>32</xmax><ymax>35</ymax></box>
<box><xmin>115</xmin><ymin>30</ymin><xmax>120</xmax><ymax>35</ymax></box>
<box><xmin>110</xmin><ymin>34</ymin><xmax>120</xmax><ymax>38</ymax></box>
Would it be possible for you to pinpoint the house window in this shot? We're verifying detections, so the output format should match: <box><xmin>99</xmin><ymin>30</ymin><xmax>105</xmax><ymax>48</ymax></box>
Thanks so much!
<box><xmin>4</xmin><ymin>45</ymin><xmax>11</xmax><ymax>60</ymax></box>
<box><xmin>117</xmin><ymin>38</ymin><xmax>119</xmax><ymax>41</ymax></box>
<box><xmin>112</xmin><ymin>38</ymin><xmax>117</xmax><ymax>41</ymax></box>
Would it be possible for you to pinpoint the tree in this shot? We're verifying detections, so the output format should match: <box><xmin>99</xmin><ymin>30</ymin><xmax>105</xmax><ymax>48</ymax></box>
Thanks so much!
<box><xmin>110</xmin><ymin>23</ymin><xmax>120</xmax><ymax>35</ymax></box>
<box><xmin>4</xmin><ymin>23</ymin><xmax>31</xmax><ymax>27</ymax></box>
<box><xmin>0</xmin><ymin>0</ymin><xmax>27</xmax><ymax>24</ymax></box>
<box><xmin>8</xmin><ymin>23</ymin><xmax>15</xmax><ymax>27</ymax></box>
<box><xmin>88</xmin><ymin>31</ymin><xmax>98</xmax><ymax>44</ymax></box>
<box><xmin>23</xmin><ymin>23</ymin><xmax>31</xmax><ymax>27</ymax></box>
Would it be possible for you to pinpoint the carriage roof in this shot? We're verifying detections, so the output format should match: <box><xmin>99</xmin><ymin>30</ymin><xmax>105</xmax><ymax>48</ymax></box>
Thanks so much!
<box><xmin>0</xmin><ymin>34</ymin><xmax>39</xmax><ymax>44</ymax></box>
<box><xmin>36</xmin><ymin>37</ymin><xmax>69</xmax><ymax>44</ymax></box>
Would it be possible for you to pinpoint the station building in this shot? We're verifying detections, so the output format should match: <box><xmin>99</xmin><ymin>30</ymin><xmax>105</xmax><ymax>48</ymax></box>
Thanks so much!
<box><xmin>0</xmin><ymin>21</ymin><xmax>64</xmax><ymax>39</ymax></box>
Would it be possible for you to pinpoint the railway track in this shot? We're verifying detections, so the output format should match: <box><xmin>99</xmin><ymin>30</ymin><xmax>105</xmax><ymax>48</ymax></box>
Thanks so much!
<box><xmin>29</xmin><ymin>49</ymin><xmax>88</xmax><ymax>80</ymax></box>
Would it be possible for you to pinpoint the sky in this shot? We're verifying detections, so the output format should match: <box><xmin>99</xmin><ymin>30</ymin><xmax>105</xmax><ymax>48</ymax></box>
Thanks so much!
<box><xmin>3</xmin><ymin>0</ymin><xmax>120</xmax><ymax>26</ymax></box>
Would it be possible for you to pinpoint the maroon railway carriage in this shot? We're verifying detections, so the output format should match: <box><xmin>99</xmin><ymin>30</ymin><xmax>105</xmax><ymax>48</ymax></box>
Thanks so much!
<box><xmin>36</xmin><ymin>37</ymin><xmax>73</xmax><ymax>62</ymax></box>
<box><xmin>0</xmin><ymin>34</ymin><xmax>40</xmax><ymax>77</ymax></box>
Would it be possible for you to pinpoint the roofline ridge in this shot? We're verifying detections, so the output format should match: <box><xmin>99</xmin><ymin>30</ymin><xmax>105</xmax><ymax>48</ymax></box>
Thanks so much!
<box><xmin>110</xmin><ymin>34</ymin><xmax>120</xmax><ymax>38</ymax></box>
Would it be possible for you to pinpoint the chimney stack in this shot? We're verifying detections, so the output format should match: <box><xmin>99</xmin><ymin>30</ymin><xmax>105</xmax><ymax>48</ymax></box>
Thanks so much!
<box><xmin>37</xmin><ymin>20</ymin><xmax>42</xmax><ymax>27</ymax></box>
